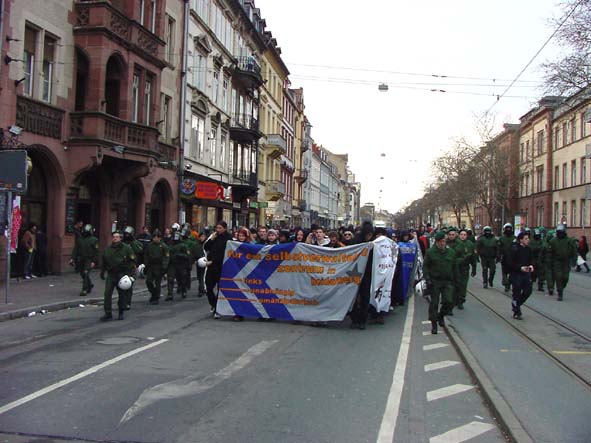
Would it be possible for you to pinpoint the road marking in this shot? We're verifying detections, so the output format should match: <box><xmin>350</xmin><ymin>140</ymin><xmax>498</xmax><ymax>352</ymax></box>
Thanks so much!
<box><xmin>376</xmin><ymin>292</ymin><xmax>415</xmax><ymax>443</ymax></box>
<box><xmin>423</xmin><ymin>343</ymin><xmax>449</xmax><ymax>351</ymax></box>
<box><xmin>553</xmin><ymin>350</ymin><xmax>591</xmax><ymax>355</ymax></box>
<box><xmin>422</xmin><ymin>320</ymin><xmax>431</xmax><ymax>325</ymax></box>
<box><xmin>120</xmin><ymin>339</ymin><xmax>278</xmax><ymax>424</ymax></box>
<box><xmin>430</xmin><ymin>421</ymin><xmax>496</xmax><ymax>443</ymax></box>
<box><xmin>427</xmin><ymin>384</ymin><xmax>474</xmax><ymax>402</ymax></box>
<box><xmin>423</xmin><ymin>330</ymin><xmax>435</xmax><ymax>336</ymax></box>
<box><xmin>0</xmin><ymin>339</ymin><xmax>169</xmax><ymax>415</ymax></box>
<box><xmin>424</xmin><ymin>360</ymin><xmax>460</xmax><ymax>372</ymax></box>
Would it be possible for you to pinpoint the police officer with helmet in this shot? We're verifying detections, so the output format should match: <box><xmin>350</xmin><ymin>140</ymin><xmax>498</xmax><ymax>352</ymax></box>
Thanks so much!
<box><xmin>122</xmin><ymin>226</ymin><xmax>143</xmax><ymax>309</ymax></box>
<box><xmin>476</xmin><ymin>226</ymin><xmax>498</xmax><ymax>288</ymax></box>
<box><xmin>100</xmin><ymin>231</ymin><xmax>136</xmax><ymax>321</ymax></box>
<box><xmin>70</xmin><ymin>224</ymin><xmax>99</xmax><ymax>296</ymax></box>
<box><xmin>144</xmin><ymin>229</ymin><xmax>170</xmax><ymax>304</ymax></box>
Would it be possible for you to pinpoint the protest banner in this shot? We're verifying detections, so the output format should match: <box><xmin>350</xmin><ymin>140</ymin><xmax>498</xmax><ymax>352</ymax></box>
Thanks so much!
<box><xmin>216</xmin><ymin>241</ymin><xmax>371</xmax><ymax>321</ymax></box>
<box><xmin>393</xmin><ymin>241</ymin><xmax>418</xmax><ymax>301</ymax></box>
<box><xmin>370</xmin><ymin>236</ymin><xmax>398</xmax><ymax>313</ymax></box>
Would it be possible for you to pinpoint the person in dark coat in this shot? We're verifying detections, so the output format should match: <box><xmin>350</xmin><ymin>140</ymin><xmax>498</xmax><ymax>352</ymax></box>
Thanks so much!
<box><xmin>507</xmin><ymin>231</ymin><xmax>534</xmax><ymax>320</ymax></box>
<box><xmin>33</xmin><ymin>228</ymin><xmax>48</xmax><ymax>277</ymax></box>
<box><xmin>350</xmin><ymin>221</ymin><xmax>374</xmax><ymax>330</ymax></box>
<box><xmin>203</xmin><ymin>221</ymin><xmax>233</xmax><ymax>317</ymax></box>
<box><xmin>575</xmin><ymin>235</ymin><xmax>589</xmax><ymax>272</ymax></box>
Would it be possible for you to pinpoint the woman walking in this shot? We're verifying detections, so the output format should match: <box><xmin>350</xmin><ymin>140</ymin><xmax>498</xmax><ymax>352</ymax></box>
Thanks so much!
<box><xmin>576</xmin><ymin>235</ymin><xmax>589</xmax><ymax>272</ymax></box>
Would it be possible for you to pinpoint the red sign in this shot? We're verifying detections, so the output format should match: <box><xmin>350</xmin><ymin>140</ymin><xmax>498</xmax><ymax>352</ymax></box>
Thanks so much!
<box><xmin>195</xmin><ymin>182</ymin><xmax>224</xmax><ymax>200</ymax></box>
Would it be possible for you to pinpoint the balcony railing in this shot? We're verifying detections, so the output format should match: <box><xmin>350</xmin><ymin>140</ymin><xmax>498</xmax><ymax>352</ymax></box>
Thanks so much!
<box><xmin>232</xmin><ymin>56</ymin><xmax>263</xmax><ymax>89</ymax></box>
<box><xmin>230</xmin><ymin>114</ymin><xmax>259</xmax><ymax>132</ymax></box>
<box><xmin>16</xmin><ymin>95</ymin><xmax>64</xmax><ymax>140</ymax></box>
<box><xmin>268</xmin><ymin>180</ymin><xmax>286</xmax><ymax>195</ymax></box>
<box><xmin>236</xmin><ymin>56</ymin><xmax>261</xmax><ymax>77</ymax></box>
<box><xmin>266</xmin><ymin>134</ymin><xmax>287</xmax><ymax>151</ymax></box>
<box><xmin>232</xmin><ymin>171</ymin><xmax>257</xmax><ymax>188</ymax></box>
<box><xmin>74</xmin><ymin>1</ymin><xmax>165</xmax><ymax>64</ymax></box>
<box><xmin>280</xmin><ymin>155</ymin><xmax>294</xmax><ymax>171</ymax></box>
<box><xmin>69</xmin><ymin>111</ymin><xmax>160</xmax><ymax>156</ymax></box>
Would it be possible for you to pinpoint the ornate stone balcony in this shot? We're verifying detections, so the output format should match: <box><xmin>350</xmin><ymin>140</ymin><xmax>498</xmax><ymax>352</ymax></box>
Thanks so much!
<box><xmin>229</xmin><ymin>113</ymin><xmax>262</xmax><ymax>143</ymax></box>
<box><xmin>265</xmin><ymin>134</ymin><xmax>286</xmax><ymax>159</ymax></box>
<box><xmin>69</xmin><ymin>111</ymin><xmax>160</xmax><ymax>157</ymax></box>
<box><xmin>266</xmin><ymin>180</ymin><xmax>285</xmax><ymax>201</ymax></box>
<box><xmin>74</xmin><ymin>0</ymin><xmax>166</xmax><ymax>67</ymax></box>
<box><xmin>233</xmin><ymin>56</ymin><xmax>264</xmax><ymax>89</ymax></box>
<box><xmin>16</xmin><ymin>95</ymin><xmax>64</xmax><ymax>140</ymax></box>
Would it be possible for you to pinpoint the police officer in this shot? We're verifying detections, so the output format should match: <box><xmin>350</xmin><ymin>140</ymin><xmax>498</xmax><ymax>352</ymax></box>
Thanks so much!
<box><xmin>100</xmin><ymin>231</ymin><xmax>136</xmax><ymax>321</ymax></box>
<box><xmin>180</xmin><ymin>227</ymin><xmax>195</xmax><ymax>294</ymax></box>
<box><xmin>166</xmin><ymin>230</ymin><xmax>191</xmax><ymax>300</ymax></box>
<box><xmin>457</xmin><ymin>228</ymin><xmax>476</xmax><ymax>309</ymax></box>
<box><xmin>476</xmin><ymin>226</ymin><xmax>498</xmax><ymax>288</ymax></box>
<box><xmin>122</xmin><ymin>226</ymin><xmax>143</xmax><ymax>310</ymax></box>
<box><xmin>192</xmin><ymin>231</ymin><xmax>207</xmax><ymax>297</ymax></box>
<box><xmin>499</xmin><ymin>223</ymin><xmax>516</xmax><ymax>292</ymax></box>
<box><xmin>529</xmin><ymin>228</ymin><xmax>545</xmax><ymax>292</ymax></box>
<box><xmin>144</xmin><ymin>229</ymin><xmax>170</xmax><ymax>305</ymax></box>
<box><xmin>446</xmin><ymin>228</ymin><xmax>465</xmax><ymax>313</ymax></box>
<box><xmin>423</xmin><ymin>231</ymin><xmax>457</xmax><ymax>334</ymax></box>
<box><xmin>70</xmin><ymin>224</ymin><xmax>99</xmax><ymax>296</ymax></box>
<box><xmin>544</xmin><ymin>229</ymin><xmax>556</xmax><ymax>295</ymax></box>
<box><xmin>548</xmin><ymin>224</ymin><xmax>578</xmax><ymax>301</ymax></box>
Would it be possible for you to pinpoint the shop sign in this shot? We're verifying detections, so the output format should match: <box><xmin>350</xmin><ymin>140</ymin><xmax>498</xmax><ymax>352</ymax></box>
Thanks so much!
<box><xmin>250</xmin><ymin>201</ymin><xmax>259</xmax><ymax>209</ymax></box>
<box><xmin>180</xmin><ymin>179</ymin><xmax>196</xmax><ymax>195</ymax></box>
<box><xmin>232</xmin><ymin>202</ymin><xmax>241</xmax><ymax>209</ymax></box>
<box><xmin>195</xmin><ymin>181</ymin><xmax>224</xmax><ymax>200</ymax></box>
<box><xmin>258</xmin><ymin>201</ymin><xmax>269</xmax><ymax>208</ymax></box>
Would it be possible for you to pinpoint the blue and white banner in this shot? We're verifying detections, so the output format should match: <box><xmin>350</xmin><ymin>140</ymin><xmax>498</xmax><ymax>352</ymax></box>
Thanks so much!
<box><xmin>216</xmin><ymin>241</ymin><xmax>371</xmax><ymax>321</ymax></box>
<box><xmin>370</xmin><ymin>236</ymin><xmax>398</xmax><ymax>313</ymax></box>
<box><xmin>394</xmin><ymin>241</ymin><xmax>418</xmax><ymax>301</ymax></box>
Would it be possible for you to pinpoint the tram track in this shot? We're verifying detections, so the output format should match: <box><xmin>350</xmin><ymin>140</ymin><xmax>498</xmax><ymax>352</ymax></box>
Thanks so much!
<box><xmin>466</xmin><ymin>285</ymin><xmax>591</xmax><ymax>391</ymax></box>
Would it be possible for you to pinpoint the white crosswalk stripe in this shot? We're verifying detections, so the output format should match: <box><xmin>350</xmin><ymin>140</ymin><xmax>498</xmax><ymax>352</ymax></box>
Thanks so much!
<box><xmin>422</xmin><ymin>320</ymin><xmax>431</xmax><ymax>325</ymax></box>
<box><xmin>424</xmin><ymin>360</ymin><xmax>460</xmax><ymax>372</ymax></box>
<box><xmin>430</xmin><ymin>421</ymin><xmax>496</xmax><ymax>443</ymax></box>
<box><xmin>423</xmin><ymin>343</ymin><xmax>449</xmax><ymax>351</ymax></box>
<box><xmin>427</xmin><ymin>384</ymin><xmax>474</xmax><ymax>401</ymax></box>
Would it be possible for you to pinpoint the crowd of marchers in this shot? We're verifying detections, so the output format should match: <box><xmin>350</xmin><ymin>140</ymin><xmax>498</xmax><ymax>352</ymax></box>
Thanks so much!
<box><xmin>420</xmin><ymin>223</ymin><xmax>586</xmax><ymax>334</ymax></box>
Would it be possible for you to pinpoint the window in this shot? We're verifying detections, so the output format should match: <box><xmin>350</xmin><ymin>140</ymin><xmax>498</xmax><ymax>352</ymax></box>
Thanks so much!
<box><xmin>581</xmin><ymin>199</ymin><xmax>587</xmax><ymax>227</ymax></box>
<box><xmin>537</xmin><ymin>130</ymin><xmax>544</xmax><ymax>155</ymax></box>
<box><xmin>132</xmin><ymin>74</ymin><xmax>140</xmax><ymax>123</ymax></box>
<box><xmin>213</xmin><ymin>70</ymin><xmax>219</xmax><ymax>105</ymax></box>
<box><xmin>519</xmin><ymin>143</ymin><xmax>524</xmax><ymax>162</ymax></box>
<box><xmin>195</xmin><ymin>0</ymin><xmax>209</xmax><ymax>23</ymax></box>
<box><xmin>210</xmin><ymin>128</ymin><xmax>217</xmax><ymax>167</ymax></box>
<box><xmin>139</xmin><ymin>0</ymin><xmax>145</xmax><ymax>25</ymax></box>
<box><xmin>23</xmin><ymin>26</ymin><xmax>37</xmax><ymax>97</ymax></box>
<box><xmin>555</xmin><ymin>166</ymin><xmax>559</xmax><ymax>189</ymax></box>
<box><xmin>571</xmin><ymin>160</ymin><xmax>577</xmax><ymax>187</ymax></box>
<box><xmin>582</xmin><ymin>112</ymin><xmax>588</xmax><ymax>138</ymax></box>
<box><xmin>42</xmin><ymin>35</ymin><xmax>56</xmax><ymax>103</ymax></box>
<box><xmin>193</xmin><ymin>52</ymin><xmax>206</xmax><ymax>91</ymax></box>
<box><xmin>582</xmin><ymin>157</ymin><xmax>587</xmax><ymax>184</ymax></box>
<box><xmin>571</xmin><ymin>200</ymin><xmax>577</xmax><ymax>226</ymax></box>
<box><xmin>525</xmin><ymin>173</ymin><xmax>530</xmax><ymax>195</ymax></box>
<box><xmin>165</xmin><ymin>16</ymin><xmax>175</xmax><ymax>64</ymax></box>
<box><xmin>562</xmin><ymin>122</ymin><xmax>567</xmax><ymax>145</ymax></box>
<box><xmin>231</xmin><ymin>88</ymin><xmax>237</xmax><ymax>117</ymax></box>
<box><xmin>554</xmin><ymin>202</ymin><xmax>559</xmax><ymax>226</ymax></box>
<box><xmin>536</xmin><ymin>166</ymin><xmax>544</xmax><ymax>193</ymax></box>
<box><xmin>562</xmin><ymin>201</ymin><xmax>567</xmax><ymax>221</ymax></box>
<box><xmin>525</xmin><ymin>140</ymin><xmax>530</xmax><ymax>159</ymax></box>
<box><xmin>220</xmin><ymin>131</ymin><xmax>227</xmax><ymax>169</ymax></box>
<box><xmin>150</xmin><ymin>0</ymin><xmax>157</xmax><ymax>32</ymax></box>
<box><xmin>554</xmin><ymin>126</ymin><xmax>560</xmax><ymax>150</ymax></box>
<box><xmin>161</xmin><ymin>94</ymin><xmax>171</xmax><ymax>140</ymax></box>
<box><xmin>222</xmin><ymin>77</ymin><xmax>228</xmax><ymax>113</ymax></box>
<box><xmin>571</xmin><ymin>118</ymin><xmax>577</xmax><ymax>142</ymax></box>
<box><xmin>562</xmin><ymin>163</ymin><xmax>567</xmax><ymax>188</ymax></box>
<box><xmin>144</xmin><ymin>77</ymin><xmax>152</xmax><ymax>125</ymax></box>
<box><xmin>190</xmin><ymin>114</ymin><xmax>204</xmax><ymax>159</ymax></box>
<box><xmin>536</xmin><ymin>206</ymin><xmax>544</xmax><ymax>227</ymax></box>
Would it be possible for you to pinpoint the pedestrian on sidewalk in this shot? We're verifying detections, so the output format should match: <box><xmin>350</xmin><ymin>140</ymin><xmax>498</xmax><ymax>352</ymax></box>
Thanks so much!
<box><xmin>423</xmin><ymin>231</ymin><xmax>456</xmax><ymax>334</ymax></box>
<box><xmin>203</xmin><ymin>221</ymin><xmax>233</xmax><ymax>318</ymax></box>
<box><xmin>21</xmin><ymin>223</ymin><xmax>37</xmax><ymax>279</ymax></box>
<box><xmin>144</xmin><ymin>229</ymin><xmax>169</xmax><ymax>305</ymax></box>
<box><xmin>508</xmin><ymin>231</ymin><xmax>534</xmax><ymax>320</ymax></box>
<box><xmin>100</xmin><ymin>231</ymin><xmax>136</xmax><ymax>321</ymax></box>
<box><xmin>33</xmin><ymin>228</ymin><xmax>48</xmax><ymax>277</ymax></box>
<box><xmin>476</xmin><ymin>226</ymin><xmax>498</xmax><ymax>289</ymax></box>
<box><xmin>548</xmin><ymin>225</ymin><xmax>578</xmax><ymax>301</ymax></box>
<box><xmin>70</xmin><ymin>224</ymin><xmax>98</xmax><ymax>296</ymax></box>
<box><xmin>575</xmin><ymin>235</ymin><xmax>589</xmax><ymax>273</ymax></box>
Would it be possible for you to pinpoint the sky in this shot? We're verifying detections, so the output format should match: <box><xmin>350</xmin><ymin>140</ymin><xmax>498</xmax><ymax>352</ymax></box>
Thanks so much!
<box><xmin>254</xmin><ymin>0</ymin><xmax>565</xmax><ymax>213</ymax></box>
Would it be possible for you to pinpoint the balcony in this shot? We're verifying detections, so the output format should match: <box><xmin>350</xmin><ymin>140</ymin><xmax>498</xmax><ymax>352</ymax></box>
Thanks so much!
<box><xmin>301</xmin><ymin>138</ymin><xmax>311</xmax><ymax>152</ymax></box>
<box><xmin>16</xmin><ymin>95</ymin><xmax>64</xmax><ymax>140</ymax></box>
<box><xmin>232</xmin><ymin>171</ymin><xmax>257</xmax><ymax>188</ymax></box>
<box><xmin>267</xmin><ymin>180</ymin><xmax>285</xmax><ymax>201</ymax></box>
<box><xmin>295</xmin><ymin>169</ymin><xmax>309</xmax><ymax>184</ymax></box>
<box><xmin>297</xmin><ymin>199</ymin><xmax>308</xmax><ymax>211</ymax></box>
<box><xmin>233</xmin><ymin>56</ymin><xmax>264</xmax><ymax>89</ymax></box>
<box><xmin>229</xmin><ymin>113</ymin><xmax>262</xmax><ymax>143</ymax></box>
<box><xmin>74</xmin><ymin>0</ymin><xmax>166</xmax><ymax>67</ymax></box>
<box><xmin>266</xmin><ymin>134</ymin><xmax>286</xmax><ymax>159</ymax></box>
<box><xmin>69</xmin><ymin>111</ymin><xmax>160</xmax><ymax>158</ymax></box>
<box><xmin>280</xmin><ymin>155</ymin><xmax>294</xmax><ymax>172</ymax></box>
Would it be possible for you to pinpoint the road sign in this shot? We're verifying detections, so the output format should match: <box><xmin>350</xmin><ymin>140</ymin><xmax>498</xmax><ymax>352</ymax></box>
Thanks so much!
<box><xmin>0</xmin><ymin>150</ymin><xmax>28</xmax><ymax>193</ymax></box>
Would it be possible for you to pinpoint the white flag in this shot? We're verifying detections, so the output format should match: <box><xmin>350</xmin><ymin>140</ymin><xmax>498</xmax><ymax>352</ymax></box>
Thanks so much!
<box><xmin>370</xmin><ymin>236</ymin><xmax>398</xmax><ymax>313</ymax></box>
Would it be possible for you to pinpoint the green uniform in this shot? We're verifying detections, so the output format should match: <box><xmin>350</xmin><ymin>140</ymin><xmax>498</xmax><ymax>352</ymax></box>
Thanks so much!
<box><xmin>167</xmin><ymin>241</ymin><xmax>192</xmax><ymax>300</ymax></box>
<box><xmin>544</xmin><ymin>234</ymin><xmax>555</xmax><ymax>293</ymax></box>
<box><xmin>190</xmin><ymin>238</ymin><xmax>206</xmax><ymax>295</ymax></box>
<box><xmin>101</xmin><ymin>242</ymin><xmax>136</xmax><ymax>316</ymax></box>
<box><xmin>476</xmin><ymin>234</ymin><xmax>498</xmax><ymax>287</ymax></box>
<box><xmin>498</xmin><ymin>234</ymin><xmax>515</xmax><ymax>291</ymax></box>
<box><xmin>423</xmin><ymin>245</ymin><xmax>457</xmax><ymax>321</ymax></box>
<box><xmin>447</xmin><ymin>239</ymin><xmax>468</xmax><ymax>308</ymax></box>
<box><xmin>529</xmin><ymin>237</ymin><xmax>545</xmax><ymax>291</ymax></box>
<box><xmin>144</xmin><ymin>240</ymin><xmax>170</xmax><ymax>303</ymax></box>
<box><xmin>183</xmin><ymin>237</ymin><xmax>197</xmax><ymax>291</ymax></box>
<box><xmin>548</xmin><ymin>235</ymin><xmax>577</xmax><ymax>298</ymax></box>
<box><xmin>71</xmin><ymin>234</ymin><xmax>99</xmax><ymax>295</ymax></box>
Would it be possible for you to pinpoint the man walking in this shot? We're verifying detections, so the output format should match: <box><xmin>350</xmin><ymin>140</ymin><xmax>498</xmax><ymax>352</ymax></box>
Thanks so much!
<box><xmin>548</xmin><ymin>224</ymin><xmax>578</xmax><ymax>301</ymax></box>
<box><xmin>144</xmin><ymin>229</ymin><xmax>169</xmax><ymax>305</ymax></box>
<box><xmin>507</xmin><ymin>231</ymin><xmax>534</xmax><ymax>320</ymax></box>
<box><xmin>21</xmin><ymin>223</ymin><xmax>37</xmax><ymax>279</ymax></box>
<box><xmin>529</xmin><ymin>228</ymin><xmax>545</xmax><ymax>292</ymax></box>
<box><xmin>423</xmin><ymin>231</ymin><xmax>456</xmax><ymax>334</ymax></box>
<box><xmin>203</xmin><ymin>221</ymin><xmax>233</xmax><ymax>317</ymax></box>
<box><xmin>499</xmin><ymin>223</ymin><xmax>516</xmax><ymax>292</ymax></box>
<box><xmin>122</xmin><ymin>226</ymin><xmax>143</xmax><ymax>309</ymax></box>
<box><xmin>166</xmin><ymin>230</ymin><xmax>192</xmax><ymax>300</ymax></box>
<box><xmin>70</xmin><ymin>224</ymin><xmax>98</xmax><ymax>296</ymax></box>
<box><xmin>476</xmin><ymin>226</ymin><xmax>498</xmax><ymax>288</ymax></box>
<box><xmin>456</xmin><ymin>228</ymin><xmax>476</xmax><ymax>309</ymax></box>
<box><xmin>100</xmin><ymin>231</ymin><xmax>136</xmax><ymax>321</ymax></box>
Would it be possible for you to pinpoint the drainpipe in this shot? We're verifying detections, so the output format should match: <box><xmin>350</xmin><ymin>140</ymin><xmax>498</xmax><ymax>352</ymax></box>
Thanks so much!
<box><xmin>177</xmin><ymin>0</ymin><xmax>189</xmax><ymax>223</ymax></box>
<box><xmin>0</xmin><ymin>0</ymin><xmax>5</xmax><ymax>80</ymax></box>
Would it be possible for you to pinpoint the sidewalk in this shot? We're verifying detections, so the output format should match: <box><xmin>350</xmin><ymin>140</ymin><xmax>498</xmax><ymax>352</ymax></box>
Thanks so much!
<box><xmin>0</xmin><ymin>269</ymin><xmax>183</xmax><ymax>321</ymax></box>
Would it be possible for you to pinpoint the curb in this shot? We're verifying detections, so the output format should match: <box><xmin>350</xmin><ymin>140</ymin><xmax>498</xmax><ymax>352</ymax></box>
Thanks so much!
<box><xmin>445</xmin><ymin>321</ymin><xmax>534</xmax><ymax>443</ymax></box>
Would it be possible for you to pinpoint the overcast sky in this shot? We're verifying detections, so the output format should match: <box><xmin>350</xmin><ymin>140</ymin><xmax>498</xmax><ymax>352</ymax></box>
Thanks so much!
<box><xmin>254</xmin><ymin>0</ymin><xmax>563</xmax><ymax>213</ymax></box>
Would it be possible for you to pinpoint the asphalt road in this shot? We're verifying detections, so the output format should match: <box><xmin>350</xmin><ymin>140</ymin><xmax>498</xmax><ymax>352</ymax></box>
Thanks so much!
<box><xmin>0</xmin><ymin>290</ymin><xmax>503</xmax><ymax>443</ymax></box>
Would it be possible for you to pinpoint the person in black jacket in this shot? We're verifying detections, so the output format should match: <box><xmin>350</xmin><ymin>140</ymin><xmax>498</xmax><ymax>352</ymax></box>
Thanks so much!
<box><xmin>203</xmin><ymin>220</ymin><xmax>233</xmax><ymax>317</ymax></box>
<box><xmin>508</xmin><ymin>231</ymin><xmax>534</xmax><ymax>320</ymax></box>
<box><xmin>350</xmin><ymin>221</ymin><xmax>374</xmax><ymax>330</ymax></box>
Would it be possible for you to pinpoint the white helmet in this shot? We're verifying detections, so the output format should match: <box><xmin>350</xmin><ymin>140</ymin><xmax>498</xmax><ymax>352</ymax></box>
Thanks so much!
<box><xmin>118</xmin><ymin>275</ymin><xmax>135</xmax><ymax>290</ymax></box>
<box><xmin>171</xmin><ymin>222</ymin><xmax>181</xmax><ymax>231</ymax></box>
<box><xmin>197</xmin><ymin>257</ymin><xmax>209</xmax><ymax>268</ymax></box>
<box><xmin>137</xmin><ymin>264</ymin><xmax>146</xmax><ymax>278</ymax></box>
<box><xmin>415</xmin><ymin>280</ymin><xmax>427</xmax><ymax>297</ymax></box>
